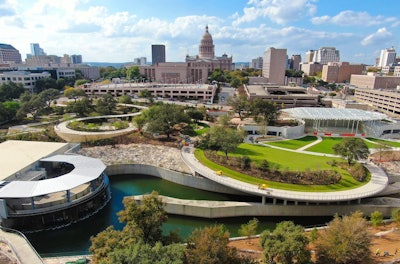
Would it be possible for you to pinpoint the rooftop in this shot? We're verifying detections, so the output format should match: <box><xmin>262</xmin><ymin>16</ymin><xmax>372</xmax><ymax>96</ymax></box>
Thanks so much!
<box><xmin>282</xmin><ymin>107</ymin><xmax>388</xmax><ymax>121</ymax></box>
<box><xmin>0</xmin><ymin>140</ymin><xmax>69</xmax><ymax>181</ymax></box>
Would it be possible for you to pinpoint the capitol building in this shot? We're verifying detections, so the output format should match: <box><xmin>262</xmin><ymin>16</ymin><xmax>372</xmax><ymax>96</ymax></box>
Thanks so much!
<box><xmin>139</xmin><ymin>26</ymin><xmax>232</xmax><ymax>84</ymax></box>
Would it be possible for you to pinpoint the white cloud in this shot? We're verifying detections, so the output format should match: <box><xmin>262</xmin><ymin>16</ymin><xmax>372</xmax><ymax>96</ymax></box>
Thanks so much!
<box><xmin>311</xmin><ymin>11</ymin><xmax>398</xmax><ymax>27</ymax></box>
<box><xmin>361</xmin><ymin>27</ymin><xmax>393</xmax><ymax>46</ymax></box>
<box><xmin>233</xmin><ymin>0</ymin><xmax>317</xmax><ymax>26</ymax></box>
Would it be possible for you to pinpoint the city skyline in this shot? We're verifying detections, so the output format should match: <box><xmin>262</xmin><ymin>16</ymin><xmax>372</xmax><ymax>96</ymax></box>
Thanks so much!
<box><xmin>1</xmin><ymin>0</ymin><xmax>399</xmax><ymax>64</ymax></box>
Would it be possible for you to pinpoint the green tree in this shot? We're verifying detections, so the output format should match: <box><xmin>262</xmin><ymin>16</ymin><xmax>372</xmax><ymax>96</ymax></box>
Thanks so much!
<box><xmin>238</xmin><ymin>218</ymin><xmax>259</xmax><ymax>244</ymax></box>
<box><xmin>139</xmin><ymin>89</ymin><xmax>154</xmax><ymax>102</ymax></box>
<box><xmin>95</xmin><ymin>93</ymin><xmax>116</xmax><ymax>115</ymax></box>
<box><xmin>0</xmin><ymin>101</ymin><xmax>20</xmax><ymax>123</ymax></box>
<box><xmin>16</xmin><ymin>92</ymin><xmax>46</xmax><ymax>120</ymax></box>
<box><xmin>67</xmin><ymin>97</ymin><xmax>92</xmax><ymax>116</ymax></box>
<box><xmin>251</xmin><ymin>98</ymin><xmax>279</xmax><ymax>127</ymax></box>
<box><xmin>39</xmin><ymin>88</ymin><xmax>60</xmax><ymax>107</ymax></box>
<box><xmin>227</xmin><ymin>94</ymin><xmax>250</xmax><ymax>120</ymax></box>
<box><xmin>64</xmin><ymin>87</ymin><xmax>86</xmax><ymax>102</ymax></box>
<box><xmin>142</xmin><ymin>103</ymin><xmax>190</xmax><ymax>138</ymax></box>
<box><xmin>117</xmin><ymin>192</ymin><xmax>168</xmax><ymax>245</ymax></box>
<box><xmin>391</xmin><ymin>208</ymin><xmax>400</xmax><ymax>227</ymax></box>
<box><xmin>133</xmin><ymin>114</ymin><xmax>147</xmax><ymax>134</ymax></box>
<box><xmin>314</xmin><ymin>211</ymin><xmax>372</xmax><ymax>264</ymax></box>
<box><xmin>74</xmin><ymin>79</ymin><xmax>89</xmax><ymax>87</ymax></box>
<box><xmin>333</xmin><ymin>138</ymin><xmax>370</xmax><ymax>165</ymax></box>
<box><xmin>200</xmin><ymin>126</ymin><xmax>245</xmax><ymax>157</ymax></box>
<box><xmin>118</xmin><ymin>94</ymin><xmax>132</xmax><ymax>104</ymax></box>
<box><xmin>35</xmin><ymin>77</ymin><xmax>57</xmax><ymax>92</ymax></box>
<box><xmin>0</xmin><ymin>81</ymin><xmax>25</xmax><ymax>102</ymax></box>
<box><xmin>90</xmin><ymin>192</ymin><xmax>175</xmax><ymax>263</ymax></box>
<box><xmin>260</xmin><ymin>221</ymin><xmax>311</xmax><ymax>264</ymax></box>
<box><xmin>185</xmin><ymin>224</ymin><xmax>256</xmax><ymax>264</ymax></box>
<box><xmin>126</xmin><ymin>66</ymin><xmax>141</xmax><ymax>81</ymax></box>
<box><xmin>186</xmin><ymin>108</ymin><xmax>204</xmax><ymax>123</ymax></box>
<box><xmin>108</xmin><ymin>240</ymin><xmax>185</xmax><ymax>264</ymax></box>
<box><xmin>56</xmin><ymin>78</ymin><xmax>66</xmax><ymax>90</ymax></box>
<box><xmin>370</xmin><ymin>211</ymin><xmax>383</xmax><ymax>227</ymax></box>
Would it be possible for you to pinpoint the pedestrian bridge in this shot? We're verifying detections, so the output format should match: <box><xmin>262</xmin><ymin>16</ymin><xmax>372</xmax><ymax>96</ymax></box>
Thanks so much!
<box><xmin>180</xmin><ymin>146</ymin><xmax>389</xmax><ymax>204</ymax></box>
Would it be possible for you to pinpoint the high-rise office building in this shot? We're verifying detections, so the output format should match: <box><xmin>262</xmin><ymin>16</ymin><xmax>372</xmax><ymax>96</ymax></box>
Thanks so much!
<box><xmin>151</xmin><ymin>44</ymin><xmax>166</xmax><ymax>65</ymax></box>
<box><xmin>312</xmin><ymin>47</ymin><xmax>340</xmax><ymax>64</ymax></box>
<box><xmin>30</xmin><ymin>43</ymin><xmax>46</xmax><ymax>56</ymax></box>
<box><xmin>250</xmin><ymin>57</ymin><xmax>263</xmax><ymax>70</ymax></box>
<box><xmin>262</xmin><ymin>47</ymin><xmax>287</xmax><ymax>85</ymax></box>
<box><xmin>289</xmin><ymin>54</ymin><xmax>302</xmax><ymax>71</ymax></box>
<box><xmin>378</xmin><ymin>48</ymin><xmax>396</xmax><ymax>67</ymax></box>
<box><xmin>0</xmin><ymin>43</ymin><xmax>22</xmax><ymax>64</ymax></box>
<box><xmin>71</xmin><ymin>54</ymin><xmax>83</xmax><ymax>64</ymax></box>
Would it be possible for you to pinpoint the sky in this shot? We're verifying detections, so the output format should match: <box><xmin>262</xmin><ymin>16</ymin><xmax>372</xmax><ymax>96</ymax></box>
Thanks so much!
<box><xmin>1</xmin><ymin>0</ymin><xmax>399</xmax><ymax>64</ymax></box>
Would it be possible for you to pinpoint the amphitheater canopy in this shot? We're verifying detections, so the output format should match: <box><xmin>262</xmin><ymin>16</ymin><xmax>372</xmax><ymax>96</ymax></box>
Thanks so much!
<box><xmin>0</xmin><ymin>155</ymin><xmax>106</xmax><ymax>198</ymax></box>
<box><xmin>282</xmin><ymin>107</ymin><xmax>387</xmax><ymax>121</ymax></box>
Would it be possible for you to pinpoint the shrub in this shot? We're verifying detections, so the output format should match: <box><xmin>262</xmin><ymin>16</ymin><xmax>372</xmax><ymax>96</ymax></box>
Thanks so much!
<box><xmin>240</xmin><ymin>155</ymin><xmax>252</xmax><ymax>170</ymax></box>
<box><xmin>370</xmin><ymin>211</ymin><xmax>383</xmax><ymax>227</ymax></box>
<box><xmin>391</xmin><ymin>209</ymin><xmax>400</xmax><ymax>227</ymax></box>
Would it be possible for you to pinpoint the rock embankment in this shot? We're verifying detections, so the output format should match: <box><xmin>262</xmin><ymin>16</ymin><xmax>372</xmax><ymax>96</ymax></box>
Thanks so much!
<box><xmin>78</xmin><ymin>144</ymin><xmax>191</xmax><ymax>174</ymax></box>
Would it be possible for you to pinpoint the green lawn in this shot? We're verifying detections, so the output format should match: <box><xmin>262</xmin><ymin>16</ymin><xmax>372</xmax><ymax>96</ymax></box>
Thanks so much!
<box><xmin>264</xmin><ymin>136</ymin><xmax>318</xmax><ymax>150</ymax></box>
<box><xmin>195</xmin><ymin>143</ymin><xmax>368</xmax><ymax>192</ymax></box>
<box><xmin>303</xmin><ymin>137</ymin><xmax>397</xmax><ymax>154</ymax></box>
<box><xmin>193</xmin><ymin>122</ymin><xmax>210</xmax><ymax>136</ymax></box>
<box><xmin>303</xmin><ymin>137</ymin><xmax>343</xmax><ymax>154</ymax></box>
<box><xmin>366</xmin><ymin>138</ymin><xmax>400</xmax><ymax>148</ymax></box>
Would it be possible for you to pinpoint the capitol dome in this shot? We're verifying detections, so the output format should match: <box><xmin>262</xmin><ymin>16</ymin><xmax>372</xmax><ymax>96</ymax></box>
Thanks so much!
<box><xmin>199</xmin><ymin>26</ymin><xmax>215</xmax><ymax>59</ymax></box>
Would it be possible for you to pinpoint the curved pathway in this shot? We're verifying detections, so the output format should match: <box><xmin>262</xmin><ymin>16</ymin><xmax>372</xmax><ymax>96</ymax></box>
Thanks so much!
<box><xmin>181</xmin><ymin>143</ymin><xmax>389</xmax><ymax>203</ymax></box>
<box><xmin>55</xmin><ymin>112</ymin><xmax>141</xmax><ymax>142</ymax></box>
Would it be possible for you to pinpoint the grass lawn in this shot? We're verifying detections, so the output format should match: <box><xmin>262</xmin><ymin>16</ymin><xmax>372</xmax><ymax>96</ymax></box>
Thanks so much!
<box><xmin>366</xmin><ymin>138</ymin><xmax>400</xmax><ymax>148</ymax></box>
<box><xmin>264</xmin><ymin>136</ymin><xmax>318</xmax><ymax>150</ymax></box>
<box><xmin>195</xmin><ymin>143</ymin><xmax>368</xmax><ymax>192</ymax></box>
<box><xmin>303</xmin><ymin>137</ymin><xmax>343</xmax><ymax>154</ymax></box>
<box><xmin>193</xmin><ymin>122</ymin><xmax>210</xmax><ymax>136</ymax></box>
<box><xmin>304</xmin><ymin>137</ymin><xmax>396</xmax><ymax>154</ymax></box>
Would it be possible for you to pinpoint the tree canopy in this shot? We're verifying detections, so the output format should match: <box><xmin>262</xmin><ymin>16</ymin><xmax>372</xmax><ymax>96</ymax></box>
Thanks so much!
<box><xmin>333</xmin><ymin>138</ymin><xmax>370</xmax><ymax>165</ymax></box>
<box><xmin>142</xmin><ymin>103</ymin><xmax>190</xmax><ymax>138</ymax></box>
<box><xmin>185</xmin><ymin>224</ymin><xmax>256</xmax><ymax>264</ymax></box>
<box><xmin>200</xmin><ymin>125</ymin><xmax>246</xmax><ymax>157</ymax></box>
<box><xmin>260</xmin><ymin>221</ymin><xmax>311</xmax><ymax>264</ymax></box>
<box><xmin>95</xmin><ymin>93</ymin><xmax>117</xmax><ymax>115</ymax></box>
<box><xmin>0</xmin><ymin>82</ymin><xmax>25</xmax><ymax>102</ymax></box>
<box><xmin>90</xmin><ymin>192</ymin><xmax>178</xmax><ymax>264</ymax></box>
<box><xmin>314</xmin><ymin>211</ymin><xmax>372</xmax><ymax>264</ymax></box>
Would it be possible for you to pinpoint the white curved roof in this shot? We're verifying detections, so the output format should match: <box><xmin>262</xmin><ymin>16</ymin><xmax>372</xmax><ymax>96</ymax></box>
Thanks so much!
<box><xmin>283</xmin><ymin>107</ymin><xmax>387</xmax><ymax>121</ymax></box>
<box><xmin>0</xmin><ymin>155</ymin><xmax>106</xmax><ymax>198</ymax></box>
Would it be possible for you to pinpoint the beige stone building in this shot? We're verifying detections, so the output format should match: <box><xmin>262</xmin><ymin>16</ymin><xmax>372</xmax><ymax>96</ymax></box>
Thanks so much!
<box><xmin>354</xmin><ymin>89</ymin><xmax>400</xmax><ymax>117</ymax></box>
<box><xmin>84</xmin><ymin>82</ymin><xmax>217</xmax><ymax>103</ymax></box>
<box><xmin>140</xmin><ymin>26</ymin><xmax>232</xmax><ymax>84</ymax></box>
<box><xmin>262</xmin><ymin>47</ymin><xmax>287</xmax><ymax>85</ymax></box>
<box><xmin>322</xmin><ymin>62</ymin><xmax>364</xmax><ymax>83</ymax></box>
<box><xmin>350</xmin><ymin>73</ymin><xmax>400</xmax><ymax>89</ymax></box>
<box><xmin>300</xmin><ymin>62</ymin><xmax>323</xmax><ymax>76</ymax></box>
<box><xmin>243</xmin><ymin>84</ymin><xmax>320</xmax><ymax>108</ymax></box>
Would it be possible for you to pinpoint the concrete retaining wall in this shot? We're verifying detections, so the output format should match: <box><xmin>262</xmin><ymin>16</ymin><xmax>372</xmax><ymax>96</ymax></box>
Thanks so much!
<box><xmin>106</xmin><ymin>164</ymin><xmax>399</xmax><ymax>218</ymax></box>
<box><xmin>135</xmin><ymin>195</ymin><xmax>399</xmax><ymax>218</ymax></box>
<box><xmin>106</xmin><ymin>164</ymin><xmax>247</xmax><ymax>195</ymax></box>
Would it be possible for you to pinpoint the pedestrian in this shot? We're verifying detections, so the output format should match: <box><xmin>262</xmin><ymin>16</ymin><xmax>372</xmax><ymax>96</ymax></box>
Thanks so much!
<box><xmin>376</xmin><ymin>248</ymin><xmax>380</xmax><ymax>256</ymax></box>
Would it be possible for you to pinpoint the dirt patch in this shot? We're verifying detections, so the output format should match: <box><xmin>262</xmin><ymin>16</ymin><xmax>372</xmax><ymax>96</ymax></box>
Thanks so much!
<box><xmin>229</xmin><ymin>222</ymin><xmax>400</xmax><ymax>264</ymax></box>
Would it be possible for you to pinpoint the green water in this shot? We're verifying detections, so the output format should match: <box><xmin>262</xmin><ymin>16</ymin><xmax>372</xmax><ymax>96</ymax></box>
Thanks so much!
<box><xmin>25</xmin><ymin>174</ymin><xmax>331</xmax><ymax>257</ymax></box>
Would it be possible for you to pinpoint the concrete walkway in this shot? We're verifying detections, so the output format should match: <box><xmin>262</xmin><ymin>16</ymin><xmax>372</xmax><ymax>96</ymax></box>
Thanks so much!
<box><xmin>0</xmin><ymin>228</ymin><xmax>43</xmax><ymax>264</ymax></box>
<box><xmin>181</xmin><ymin>143</ymin><xmax>389</xmax><ymax>202</ymax></box>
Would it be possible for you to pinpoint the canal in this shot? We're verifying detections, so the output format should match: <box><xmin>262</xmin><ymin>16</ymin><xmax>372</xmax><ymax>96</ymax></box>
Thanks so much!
<box><xmin>26</xmin><ymin>174</ymin><xmax>331</xmax><ymax>257</ymax></box>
